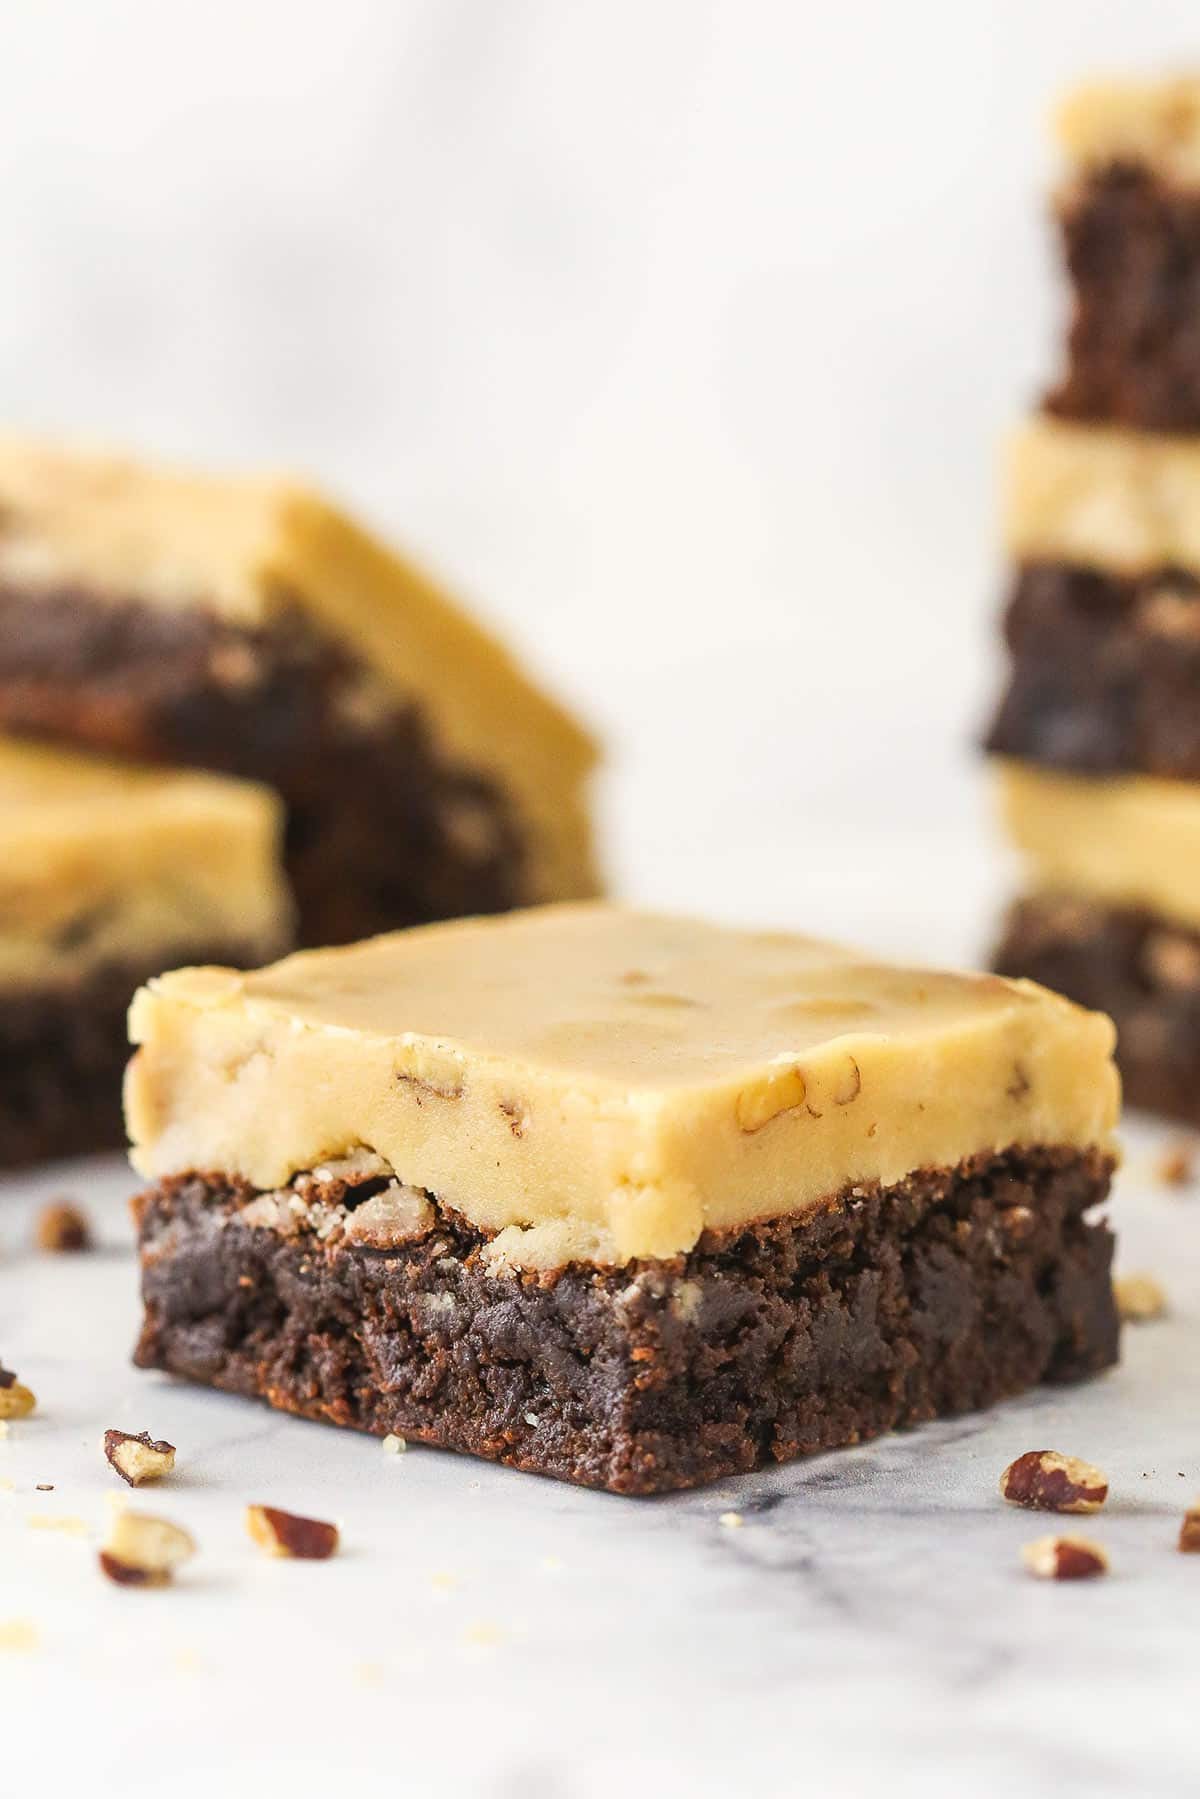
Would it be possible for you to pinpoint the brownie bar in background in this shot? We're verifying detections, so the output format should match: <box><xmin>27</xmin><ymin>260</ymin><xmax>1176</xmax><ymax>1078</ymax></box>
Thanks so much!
<box><xmin>1047</xmin><ymin>79</ymin><xmax>1200</xmax><ymax>431</ymax></box>
<box><xmin>0</xmin><ymin>735</ymin><xmax>290</xmax><ymax>1167</ymax></box>
<box><xmin>0</xmin><ymin>437</ymin><xmax>601</xmax><ymax>947</ymax></box>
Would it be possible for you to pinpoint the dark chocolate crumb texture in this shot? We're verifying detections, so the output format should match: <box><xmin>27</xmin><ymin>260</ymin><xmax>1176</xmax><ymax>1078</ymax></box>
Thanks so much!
<box><xmin>134</xmin><ymin>1148</ymin><xmax>1117</xmax><ymax>1497</ymax></box>
<box><xmin>0</xmin><ymin>437</ymin><xmax>600</xmax><ymax>946</ymax></box>
<box><xmin>1047</xmin><ymin>78</ymin><xmax>1200</xmax><ymax>431</ymax></box>
<box><xmin>126</xmin><ymin>906</ymin><xmax>1121</xmax><ymax>1495</ymax></box>
<box><xmin>995</xmin><ymin>893</ymin><xmax>1200</xmax><ymax>1127</ymax></box>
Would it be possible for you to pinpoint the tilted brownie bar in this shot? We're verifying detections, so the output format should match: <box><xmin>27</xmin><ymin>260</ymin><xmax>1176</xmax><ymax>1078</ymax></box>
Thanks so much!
<box><xmin>125</xmin><ymin>906</ymin><xmax>1120</xmax><ymax>1493</ymax></box>
<box><xmin>0</xmin><ymin>438</ymin><xmax>600</xmax><ymax>946</ymax></box>
<box><xmin>133</xmin><ymin>1147</ymin><xmax>1117</xmax><ymax>1497</ymax></box>
<box><xmin>986</xmin><ymin>562</ymin><xmax>1200</xmax><ymax>780</ymax></box>
<box><xmin>995</xmin><ymin>895</ymin><xmax>1200</xmax><ymax>1126</ymax></box>
<box><xmin>1046</xmin><ymin>78</ymin><xmax>1200</xmax><ymax>428</ymax></box>
<box><xmin>0</xmin><ymin>587</ymin><xmax>527</xmax><ymax>947</ymax></box>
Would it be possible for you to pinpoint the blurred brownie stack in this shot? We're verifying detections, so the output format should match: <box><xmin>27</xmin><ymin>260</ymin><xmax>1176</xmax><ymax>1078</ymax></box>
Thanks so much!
<box><xmin>0</xmin><ymin>437</ymin><xmax>599</xmax><ymax>1163</ymax></box>
<box><xmin>987</xmin><ymin>78</ymin><xmax>1200</xmax><ymax>1121</ymax></box>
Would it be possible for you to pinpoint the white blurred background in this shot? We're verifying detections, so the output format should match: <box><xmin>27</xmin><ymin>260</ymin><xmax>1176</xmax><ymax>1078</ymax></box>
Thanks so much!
<box><xmin>2</xmin><ymin>0</ymin><xmax>1197</xmax><ymax>958</ymax></box>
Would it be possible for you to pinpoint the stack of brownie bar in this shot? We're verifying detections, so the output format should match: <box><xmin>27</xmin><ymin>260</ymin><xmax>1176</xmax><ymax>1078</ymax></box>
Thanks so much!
<box><xmin>987</xmin><ymin>77</ymin><xmax>1200</xmax><ymax>1123</ymax></box>
<box><xmin>0</xmin><ymin>437</ymin><xmax>598</xmax><ymax>1164</ymax></box>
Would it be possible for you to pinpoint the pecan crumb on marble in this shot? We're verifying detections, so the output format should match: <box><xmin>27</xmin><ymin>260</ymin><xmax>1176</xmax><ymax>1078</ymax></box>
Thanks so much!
<box><xmin>34</xmin><ymin>1199</ymin><xmax>92</xmax><ymax>1253</ymax></box>
<box><xmin>1114</xmin><ymin>1272</ymin><xmax>1168</xmax><ymax>1323</ymax></box>
<box><xmin>0</xmin><ymin>1374</ymin><xmax>36</xmax><ymax>1420</ymax></box>
<box><xmin>1000</xmin><ymin>1450</ymin><xmax>1108</xmax><ymax>1514</ymax></box>
<box><xmin>1178</xmin><ymin>1502</ymin><xmax>1200</xmax><ymax>1553</ymax></box>
<box><xmin>99</xmin><ymin>1511</ymin><xmax>196</xmax><ymax>1587</ymax></box>
<box><xmin>103</xmin><ymin>1429</ymin><xmax>177</xmax><ymax>1487</ymax></box>
<box><xmin>1154</xmin><ymin>1142</ymin><xmax>1196</xmax><ymax>1188</ymax></box>
<box><xmin>1021</xmin><ymin>1535</ymin><xmax>1109</xmax><ymax>1581</ymax></box>
<box><xmin>245</xmin><ymin>1505</ymin><xmax>339</xmax><ymax>1560</ymax></box>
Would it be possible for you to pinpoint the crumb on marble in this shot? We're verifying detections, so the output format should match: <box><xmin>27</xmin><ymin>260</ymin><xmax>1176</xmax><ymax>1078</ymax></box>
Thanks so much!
<box><xmin>718</xmin><ymin>1510</ymin><xmax>744</xmax><ymax>1529</ymax></box>
<box><xmin>1115</xmin><ymin>1272</ymin><xmax>1168</xmax><ymax>1322</ymax></box>
<box><xmin>0</xmin><ymin>1618</ymin><xmax>38</xmax><ymax>1653</ymax></box>
<box><xmin>1154</xmin><ymin>1142</ymin><xmax>1196</xmax><ymax>1188</ymax></box>
<box><xmin>1179</xmin><ymin>1502</ymin><xmax>1200</xmax><ymax>1553</ymax></box>
<box><xmin>34</xmin><ymin>1198</ymin><xmax>92</xmax><ymax>1253</ymax></box>
<box><xmin>382</xmin><ymin>1433</ymin><xmax>407</xmax><ymax>1455</ymax></box>
<box><xmin>28</xmin><ymin>1514</ymin><xmax>88</xmax><ymax>1537</ymax></box>
<box><xmin>1021</xmin><ymin>1534</ymin><xmax>1109</xmax><ymax>1580</ymax></box>
<box><xmin>1000</xmin><ymin>1450</ymin><xmax>1108</xmax><ymax>1514</ymax></box>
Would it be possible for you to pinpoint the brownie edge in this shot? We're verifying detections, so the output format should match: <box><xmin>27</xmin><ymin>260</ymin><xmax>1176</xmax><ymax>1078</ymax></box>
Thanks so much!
<box><xmin>132</xmin><ymin>1147</ymin><xmax>1118</xmax><ymax>1495</ymax></box>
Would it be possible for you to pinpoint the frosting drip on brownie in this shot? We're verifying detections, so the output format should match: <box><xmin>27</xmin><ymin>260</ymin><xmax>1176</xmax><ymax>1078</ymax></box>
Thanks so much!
<box><xmin>0</xmin><ymin>736</ymin><xmax>290</xmax><ymax>984</ymax></box>
<box><xmin>999</xmin><ymin>759</ymin><xmax>1200</xmax><ymax>934</ymax></box>
<box><xmin>0</xmin><ymin>436</ymin><xmax>599</xmax><ymax>905</ymax></box>
<box><xmin>126</xmin><ymin>905</ymin><xmax>1119</xmax><ymax>1268</ymax></box>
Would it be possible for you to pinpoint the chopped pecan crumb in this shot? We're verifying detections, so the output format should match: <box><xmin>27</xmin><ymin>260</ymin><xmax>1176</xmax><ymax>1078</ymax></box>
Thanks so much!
<box><xmin>0</xmin><ymin>1378</ymin><xmax>35</xmax><ymax>1421</ymax></box>
<box><xmin>1179</xmin><ymin>1502</ymin><xmax>1200</xmax><ymax>1553</ymax></box>
<box><xmin>34</xmin><ymin>1199</ymin><xmax>91</xmax><ymax>1253</ymax></box>
<box><xmin>1000</xmin><ymin>1450</ymin><xmax>1108</xmax><ymax>1514</ymax></box>
<box><xmin>99</xmin><ymin>1511</ymin><xmax>195</xmax><ymax>1587</ymax></box>
<box><xmin>245</xmin><ymin>1505</ymin><xmax>339</xmax><ymax>1560</ymax></box>
<box><xmin>1154</xmin><ymin>1142</ymin><xmax>1195</xmax><ymax>1187</ymax></box>
<box><xmin>1021</xmin><ymin>1535</ymin><xmax>1109</xmax><ymax>1580</ymax></box>
<box><xmin>103</xmin><ymin>1429</ymin><xmax>177</xmax><ymax>1487</ymax></box>
<box><xmin>1114</xmin><ymin>1272</ymin><xmax>1168</xmax><ymax>1322</ymax></box>
<box><xmin>0</xmin><ymin>1365</ymin><xmax>14</xmax><ymax>1389</ymax></box>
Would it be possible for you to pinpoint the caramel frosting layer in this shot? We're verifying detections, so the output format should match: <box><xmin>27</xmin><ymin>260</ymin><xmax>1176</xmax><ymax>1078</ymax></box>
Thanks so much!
<box><xmin>999</xmin><ymin>759</ymin><xmax>1200</xmax><ymax>933</ymax></box>
<box><xmin>0</xmin><ymin>736</ymin><xmax>290</xmax><ymax>985</ymax></box>
<box><xmin>1056</xmin><ymin>76</ymin><xmax>1200</xmax><ymax>185</ymax></box>
<box><xmin>1006</xmin><ymin>416</ymin><xmax>1200</xmax><ymax>578</ymax></box>
<box><xmin>0</xmin><ymin>436</ymin><xmax>600</xmax><ymax>904</ymax></box>
<box><xmin>126</xmin><ymin>904</ymin><xmax>1119</xmax><ymax>1269</ymax></box>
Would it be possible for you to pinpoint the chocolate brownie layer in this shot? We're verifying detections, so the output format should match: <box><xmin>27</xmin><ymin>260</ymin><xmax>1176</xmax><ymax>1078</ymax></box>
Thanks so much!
<box><xmin>132</xmin><ymin>1146</ymin><xmax>1118</xmax><ymax>1495</ymax></box>
<box><xmin>0</xmin><ymin>943</ymin><xmax>265</xmax><ymax>1169</ymax></box>
<box><xmin>986</xmin><ymin>562</ymin><xmax>1200</xmax><ymax>779</ymax></box>
<box><xmin>0</xmin><ymin>586</ymin><xmax>526</xmax><ymax>948</ymax></box>
<box><xmin>1047</xmin><ymin>164</ymin><xmax>1200</xmax><ymax>431</ymax></box>
<box><xmin>995</xmin><ymin>895</ymin><xmax>1200</xmax><ymax>1125</ymax></box>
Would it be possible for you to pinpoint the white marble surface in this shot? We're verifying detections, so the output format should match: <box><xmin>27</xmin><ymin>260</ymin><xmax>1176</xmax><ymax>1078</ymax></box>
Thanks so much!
<box><xmin>0</xmin><ymin>1086</ymin><xmax>1196</xmax><ymax>1798</ymax></box>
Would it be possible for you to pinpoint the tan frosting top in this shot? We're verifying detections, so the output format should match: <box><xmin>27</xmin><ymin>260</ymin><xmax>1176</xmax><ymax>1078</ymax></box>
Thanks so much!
<box><xmin>1005</xmin><ymin>416</ymin><xmax>1200</xmax><ymax>578</ymax></box>
<box><xmin>999</xmin><ymin>760</ymin><xmax>1200</xmax><ymax>933</ymax></box>
<box><xmin>1056</xmin><ymin>76</ymin><xmax>1200</xmax><ymax>184</ymax></box>
<box><xmin>126</xmin><ymin>904</ymin><xmax>1119</xmax><ymax>1269</ymax></box>
<box><xmin>0</xmin><ymin>436</ymin><xmax>600</xmax><ymax>904</ymax></box>
<box><xmin>0</xmin><ymin>735</ymin><xmax>290</xmax><ymax>985</ymax></box>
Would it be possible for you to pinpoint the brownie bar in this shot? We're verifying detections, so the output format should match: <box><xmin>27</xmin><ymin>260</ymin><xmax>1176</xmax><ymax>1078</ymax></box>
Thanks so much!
<box><xmin>0</xmin><ymin>944</ymin><xmax>266</xmax><ymax>1168</ymax></box>
<box><xmin>1047</xmin><ymin>163</ymin><xmax>1200</xmax><ymax>432</ymax></box>
<box><xmin>986</xmin><ymin>561</ymin><xmax>1200</xmax><ymax>779</ymax></box>
<box><xmin>995</xmin><ymin>895</ymin><xmax>1200</xmax><ymax>1125</ymax></box>
<box><xmin>132</xmin><ymin>1146</ymin><xmax>1118</xmax><ymax>1496</ymax></box>
<box><xmin>0</xmin><ymin>586</ymin><xmax>526</xmax><ymax>947</ymax></box>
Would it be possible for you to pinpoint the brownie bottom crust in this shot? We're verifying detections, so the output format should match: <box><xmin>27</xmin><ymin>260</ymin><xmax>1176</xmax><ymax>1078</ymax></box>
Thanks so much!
<box><xmin>995</xmin><ymin>894</ymin><xmax>1200</xmax><ymax>1125</ymax></box>
<box><xmin>0</xmin><ymin>944</ymin><xmax>268</xmax><ymax>1170</ymax></box>
<box><xmin>132</xmin><ymin>1146</ymin><xmax>1118</xmax><ymax>1495</ymax></box>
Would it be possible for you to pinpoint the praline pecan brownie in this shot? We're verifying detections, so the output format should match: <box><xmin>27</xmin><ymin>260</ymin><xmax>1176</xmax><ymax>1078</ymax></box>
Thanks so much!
<box><xmin>127</xmin><ymin>905</ymin><xmax>1120</xmax><ymax>1495</ymax></box>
